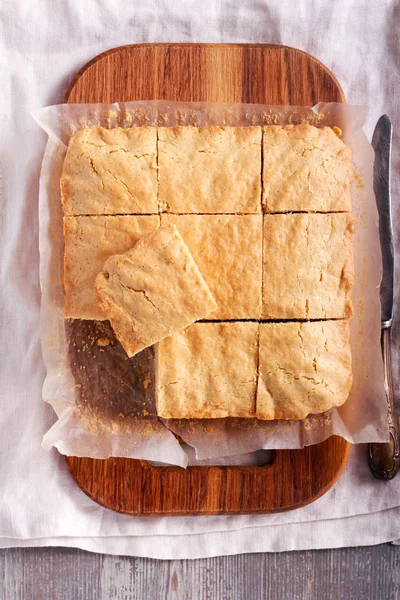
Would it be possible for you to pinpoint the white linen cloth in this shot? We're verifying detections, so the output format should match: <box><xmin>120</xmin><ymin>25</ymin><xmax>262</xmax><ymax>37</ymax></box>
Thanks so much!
<box><xmin>1</xmin><ymin>0</ymin><xmax>400</xmax><ymax>558</ymax></box>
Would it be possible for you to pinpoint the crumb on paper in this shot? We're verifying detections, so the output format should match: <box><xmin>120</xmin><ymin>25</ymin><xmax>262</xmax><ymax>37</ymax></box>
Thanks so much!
<box><xmin>142</xmin><ymin>422</ymin><xmax>155</xmax><ymax>436</ymax></box>
<box><xmin>262</xmin><ymin>113</ymin><xmax>279</xmax><ymax>125</ymax></box>
<box><xmin>332</xmin><ymin>126</ymin><xmax>342</xmax><ymax>137</ymax></box>
<box><xmin>353</xmin><ymin>169</ymin><xmax>364</xmax><ymax>190</ymax></box>
<box><xmin>123</xmin><ymin>112</ymin><xmax>133</xmax><ymax>127</ymax></box>
<box><xmin>142</xmin><ymin>377</ymin><xmax>151</xmax><ymax>390</ymax></box>
<box><xmin>77</xmin><ymin>117</ymin><xmax>93</xmax><ymax>129</ymax></box>
<box><xmin>158</xmin><ymin>113</ymin><xmax>169</xmax><ymax>125</ymax></box>
<box><xmin>302</xmin><ymin>411</ymin><xmax>333</xmax><ymax>431</ymax></box>
<box><xmin>105</xmin><ymin>109</ymin><xmax>118</xmax><ymax>124</ymax></box>
<box><xmin>97</xmin><ymin>337</ymin><xmax>111</xmax><ymax>347</ymax></box>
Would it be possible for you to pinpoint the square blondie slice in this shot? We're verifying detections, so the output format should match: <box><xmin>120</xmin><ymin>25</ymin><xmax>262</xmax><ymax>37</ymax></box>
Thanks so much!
<box><xmin>262</xmin><ymin>125</ymin><xmax>352</xmax><ymax>212</ymax></box>
<box><xmin>61</xmin><ymin>127</ymin><xmax>158</xmax><ymax>215</ymax></box>
<box><xmin>95</xmin><ymin>225</ymin><xmax>217</xmax><ymax>357</ymax></box>
<box><xmin>64</xmin><ymin>215</ymin><xmax>159</xmax><ymax>320</ymax></box>
<box><xmin>256</xmin><ymin>321</ymin><xmax>352</xmax><ymax>420</ymax></box>
<box><xmin>158</xmin><ymin>126</ymin><xmax>262</xmax><ymax>213</ymax></box>
<box><xmin>157</xmin><ymin>322</ymin><xmax>258</xmax><ymax>419</ymax></box>
<box><xmin>161</xmin><ymin>214</ymin><xmax>262</xmax><ymax>319</ymax></box>
<box><xmin>262</xmin><ymin>213</ymin><xmax>354</xmax><ymax>319</ymax></box>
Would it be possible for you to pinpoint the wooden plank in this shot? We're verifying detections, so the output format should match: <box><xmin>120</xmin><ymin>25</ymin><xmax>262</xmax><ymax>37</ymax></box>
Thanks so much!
<box><xmin>64</xmin><ymin>43</ymin><xmax>350</xmax><ymax>516</ymax></box>
<box><xmin>1</xmin><ymin>545</ymin><xmax>400</xmax><ymax>600</ymax></box>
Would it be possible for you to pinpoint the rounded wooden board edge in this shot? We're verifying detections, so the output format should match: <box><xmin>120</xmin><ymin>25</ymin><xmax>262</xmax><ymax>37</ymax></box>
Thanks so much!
<box><xmin>63</xmin><ymin>43</ymin><xmax>351</xmax><ymax>515</ymax></box>
<box><xmin>64</xmin><ymin>42</ymin><xmax>346</xmax><ymax>105</ymax></box>
<box><xmin>65</xmin><ymin>436</ymin><xmax>351</xmax><ymax>516</ymax></box>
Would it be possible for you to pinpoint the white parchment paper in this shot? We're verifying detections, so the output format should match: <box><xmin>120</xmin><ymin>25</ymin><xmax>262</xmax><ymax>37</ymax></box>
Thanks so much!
<box><xmin>32</xmin><ymin>100</ymin><xmax>388</xmax><ymax>465</ymax></box>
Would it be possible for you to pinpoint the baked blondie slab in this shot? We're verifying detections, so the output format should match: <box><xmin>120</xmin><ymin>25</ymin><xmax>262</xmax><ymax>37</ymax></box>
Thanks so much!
<box><xmin>262</xmin><ymin>124</ymin><xmax>352</xmax><ymax>213</ymax></box>
<box><xmin>95</xmin><ymin>224</ymin><xmax>217</xmax><ymax>357</ymax></box>
<box><xmin>161</xmin><ymin>214</ymin><xmax>263</xmax><ymax>319</ymax></box>
<box><xmin>158</xmin><ymin>126</ymin><xmax>262</xmax><ymax>213</ymax></box>
<box><xmin>156</xmin><ymin>322</ymin><xmax>258</xmax><ymax>419</ymax></box>
<box><xmin>262</xmin><ymin>213</ymin><xmax>354</xmax><ymax>319</ymax></box>
<box><xmin>64</xmin><ymin>215</ymin><xmax>159</xmax><ymax>320</ymax></box>
<box><xmin>256</xmin><ymin>320</ymin><xmax>352</xmax><ymax>420</ymax></box>
<box><xmin>61</xmin><ymin>126</ymin><xmax>158</xmax><ymax>215</ymax></box>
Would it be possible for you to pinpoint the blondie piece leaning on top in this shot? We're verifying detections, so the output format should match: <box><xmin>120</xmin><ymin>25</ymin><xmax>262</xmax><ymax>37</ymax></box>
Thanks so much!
<box><xmin>262</xmin><ymin>125</ymin><xmax>352</xmax><ymax>213</ymax></box>
<box><xmin>262</xmin><ymin>213</ymin><xmax>354</xmax><ymax>320</ymax></box>
<box><xmin>64</xmin><ymin>215</ymin><xmax>159</xmax><ymax>320</ymax></box>
<box><xmin>156</xmin><ymin>322</ymin><xmax>258</xmax><ymax>419</ymax></box>
<box><xmin>161</xmin><ymin>214</ymin><xmax>263</xmax><ymax>320</ymax></box>
<box><xmin>158</xmin><ymin>126</ymin><xmax>262</xmax><ymax>213</ymax></box>
<box><xmin>61</xmin><ymin>127</ymin><xmax>158</xmax><ymax>215</ymax></box>
<box><xmin>256</xmin><ymin>321</ymin><xmax>352</xmax><ymax>420</ymax></box>
<box><xmin>95</xmin><ymin>225</ymin><xmax>217</xmax><ymax>357</ymax></box>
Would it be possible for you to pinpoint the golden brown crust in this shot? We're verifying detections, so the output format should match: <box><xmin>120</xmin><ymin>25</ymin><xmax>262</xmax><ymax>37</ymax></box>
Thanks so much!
<box><xmin>157</xmin><ymin>322</ymin><xmax>258</xmax><ymax>419</ymax></box>
<box><xmin>61</xmin><ymin>126</ymin><xmax>158</xmax><ymax>215</ymax></box>
<box><xmin>95</xmin><ymin>224</ymin><xmax>217</xmax><ymax>357</ymax></box>
<box><xmin>262</xmin><ymin>213</ymin><xmax>354</xmax><ymax>319</ymax></box>
<box><xmin>256</xmin><ymin>321</ymin><xmax>352</xmax><ymax>420</ymax></box>
<box><xmin>61</xmin><ymin>123</ymin><xmax>355</xmax><ymax>423</ymax></box>
<box><xmin>262</xmin><ymin>125</ymin><xmax>352</xmax><ymax>212</ymax></box>
<box><xmin>161</xmin><ymin>214</ymin><xmax>263</xmax><ymax>319</ymax></box>
<box><xmin>64</xmin><ymin>215</ymin><xmax>159</xmax><ymax>319</ymax></box>
<box><xmin>158</xmin><ymin>126</ymin><xmax>262</xmax><ymax>213</ymax></box>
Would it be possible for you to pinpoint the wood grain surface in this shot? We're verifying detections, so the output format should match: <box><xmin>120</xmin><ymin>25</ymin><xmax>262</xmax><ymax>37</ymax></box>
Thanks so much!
<box><xmin>2</xmin><ymin>545</ymin><xmax>400</xmax><ymax>600</ymax></box>
<box><xmin>65</xmin><ymin>43</ymin><xmax>345</xmax><ymax>105</ymax></box>
<box><xmin>66</xmin><ymin>435</ymin><xmax>349</xmax><ymax>515</ymax></box>
<box><xmin>64</xmin><ymin>43</ymin><xmax>350</xmax><ymax>516</ymax></box>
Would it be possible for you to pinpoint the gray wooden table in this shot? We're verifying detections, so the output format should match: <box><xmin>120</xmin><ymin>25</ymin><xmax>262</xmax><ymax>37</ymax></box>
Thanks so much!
<box><xmin>1</xmin><ymin>545</ymin><xmax>399</xmax><ymax>599</ymax></box>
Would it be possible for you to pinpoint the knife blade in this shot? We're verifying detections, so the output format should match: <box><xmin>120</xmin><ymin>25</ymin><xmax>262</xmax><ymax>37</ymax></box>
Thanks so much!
<box><xmin>368</xmin><ymin>115</ymin><xmax>400</xmax><ymax>480</ymax></box>
<box><xmin>373</xmin><ymin>115</ymin><xmax>394</xmax><ymax>327</ymax></box>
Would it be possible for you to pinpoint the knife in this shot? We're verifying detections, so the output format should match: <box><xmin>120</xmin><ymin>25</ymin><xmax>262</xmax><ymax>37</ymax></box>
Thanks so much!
<box><xmin>368</xmin><ymin>115</ymin><xmax>400</xmax><ymax>480</ymax></box>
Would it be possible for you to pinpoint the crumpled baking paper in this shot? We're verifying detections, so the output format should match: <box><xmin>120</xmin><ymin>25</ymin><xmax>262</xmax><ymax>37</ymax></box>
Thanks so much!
<box><xmin>31</xmin><ymin>100</ymin><xmax>388</xmax><ymax>465</ymax></box>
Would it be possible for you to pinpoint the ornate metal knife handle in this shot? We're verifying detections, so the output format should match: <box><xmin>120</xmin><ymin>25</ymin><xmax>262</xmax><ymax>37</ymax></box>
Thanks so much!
<box><xmin>368</xmin><ymin>327</ymin><xmax>400</xmax><ymax>479</ymax></box>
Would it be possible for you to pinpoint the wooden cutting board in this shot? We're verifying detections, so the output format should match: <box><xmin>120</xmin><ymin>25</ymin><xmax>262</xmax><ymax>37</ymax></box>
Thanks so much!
<box><xmin>65</xmin><ymin>43</ymin><xmax>350</xmax><ymax>516</ymax></box>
